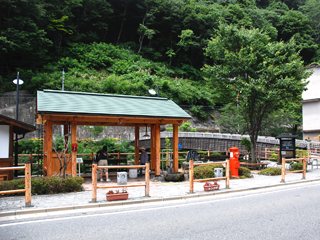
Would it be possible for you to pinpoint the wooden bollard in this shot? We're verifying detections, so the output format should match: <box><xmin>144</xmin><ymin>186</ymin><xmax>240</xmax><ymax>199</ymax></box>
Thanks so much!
<box><xmin>302</xmin><ymin>157</ymin><xmax>306</xmax><ymax>180</ymax></box>
<box><xmin>226</xmin><ymin>159</ymin><xmax>230</xmax><ymax>189</ymax></box>
<box><xmin>25</xmin><ymin>163</ymin><xmax>32</xmax><ymax>207</ymax></box>
<box><xmin>281</xmin><ymin>158</ymin><xmax>286</xmax><ymax>183</ymax></box>
<box><xmin>145</xmin><ymin>163</ymin><xmax>150</xmax><ymax>197</ymax></box>
<box><xmin>189</xmin><ymin>160</ymin><xmax>194</xmax><ymax>193</ymax></box>
<box><xmin>92</xmin><ymin>164</ymin><xmax>97</xmax><ymax>202</ymax></box>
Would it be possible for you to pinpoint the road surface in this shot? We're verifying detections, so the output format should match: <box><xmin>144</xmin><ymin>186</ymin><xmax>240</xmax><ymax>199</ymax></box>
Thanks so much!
<box><xmin>1</xmin><ymin>182</ymin><xmax>320</xmax><ymax>240</ymax></box>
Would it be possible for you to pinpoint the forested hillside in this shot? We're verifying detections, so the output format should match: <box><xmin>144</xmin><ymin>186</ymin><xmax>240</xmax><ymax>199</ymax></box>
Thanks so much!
<box><xmin>1</xmin><ymin>0</ymin><xmax>319</xmax><ymax>138</ymax></box>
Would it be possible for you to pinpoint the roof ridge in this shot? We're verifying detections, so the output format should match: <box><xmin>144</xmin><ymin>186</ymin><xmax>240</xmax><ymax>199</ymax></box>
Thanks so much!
<box><xmin>40</xmin><ymin>89</ymin><xmax>168</xmax><ymax>100</ymax></box>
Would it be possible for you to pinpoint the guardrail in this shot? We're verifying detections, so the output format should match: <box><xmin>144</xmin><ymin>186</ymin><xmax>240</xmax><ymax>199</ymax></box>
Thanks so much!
<box><xmin>91</xmin><ymin>163</ymin><xmax>150</xmax><ymax>202</ymax></box>
<box><xmin>280</xmin><ymin>158</ymin><xmax>306</xmax><ymax>183</ymax></box>
<box><xmin>189</xmin><ymin>160</ymin><xmax>230</xmax><ymax>193</ymax></box>
<box><xmin>0</xmin><ymin>163</ymin><xmax>32</xmax><ymax>207</ymax></box>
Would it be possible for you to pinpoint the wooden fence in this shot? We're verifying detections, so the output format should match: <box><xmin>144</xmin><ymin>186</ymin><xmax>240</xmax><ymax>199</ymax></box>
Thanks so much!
<box><xmin>91</xmin><ymin>163</ymin><xmax>150</xmax><ymax>203</ymax></box>
<box><xmin>280</xmin><ymin>158</ymin><xmax>306</xmax><ymax>183</ymax></box>
<box><xmin>0</xmin><ymin>163</ymin><xmax>32</xmax><ymax>207</ymax></box>
<box><xmin>189</xmin><ymin>160</ymin><xmax>230</xmax><ymax>193</ymax></box>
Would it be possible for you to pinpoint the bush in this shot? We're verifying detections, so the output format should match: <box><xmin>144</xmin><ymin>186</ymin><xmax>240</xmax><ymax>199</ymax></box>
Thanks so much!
<box><xmin>290</xmin><ymin>162</ymin><xmax>303</xmax><ymax>171</ymax></box>
<box><xmin>239</xmin><ymin>167</ymin><xmax>252</xmax><ymax>178</ymax></box>
<box><xmin>259</xmin><ymin>167</ymin><xmax>281</xmax><ymax>176</ymax></box>
<box><xmin>164</xmin><ymin>173</ymin><xmax>184</xmax><ymax>182</ymax></box>
<box><xmin>194</xmin><ymin>164</ymin><xmax>224</xmax><ymax>179</ymax></box>
<box><xmin>0</xmin><ymin>176</ymin><xmax>84</xmax><ymax>196</ymax></box>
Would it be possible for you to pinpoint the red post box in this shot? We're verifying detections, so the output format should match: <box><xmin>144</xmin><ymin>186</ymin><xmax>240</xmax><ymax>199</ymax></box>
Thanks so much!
<box><xmin>229</xmin><ymin>147</ymin><xmax>240</xmax><ymax>178</ymax></box>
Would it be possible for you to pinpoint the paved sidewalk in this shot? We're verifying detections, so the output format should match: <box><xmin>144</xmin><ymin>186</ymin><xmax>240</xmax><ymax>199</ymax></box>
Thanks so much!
<box><xmin>1</xmin><ymin>168</ymin><xmax>320</xmax><ymax>216</ymax></box>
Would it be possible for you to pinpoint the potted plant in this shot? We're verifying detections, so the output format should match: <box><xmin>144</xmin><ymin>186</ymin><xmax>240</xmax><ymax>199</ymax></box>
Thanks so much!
<box><xmin>203</xmin><ymin>181</ymin><xmax>220</xmax><ymax>191</ymax></box>
<box><xmin>106</xmin><ymin>189</ymin><xmax>128</xmax><ymax>201</ymax></box>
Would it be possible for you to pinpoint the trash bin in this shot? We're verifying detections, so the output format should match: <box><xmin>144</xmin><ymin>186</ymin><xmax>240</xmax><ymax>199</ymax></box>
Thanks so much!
<box><xmin>128</xmin><ymin>169</ymin><xmax>138</xmax><ymax>178</ymax></box>
<box><xmin>214</xmin><ymin>168</ymin><xmax>223</xmax><ymax>178</ymax></box>
<box><xmin>117</xmin><ymin>172</ymin><xmax>127</xmax><ymax>185</ymax></box>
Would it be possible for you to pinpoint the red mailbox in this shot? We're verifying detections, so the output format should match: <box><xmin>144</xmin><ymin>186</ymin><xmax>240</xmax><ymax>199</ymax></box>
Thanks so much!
<box><xmin>229</xmin><ymin>147</ymin><xmax>240</xmax><ymax>178</ymax></box>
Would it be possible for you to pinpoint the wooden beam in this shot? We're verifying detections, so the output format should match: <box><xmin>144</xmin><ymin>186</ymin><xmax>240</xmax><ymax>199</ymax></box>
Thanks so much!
<box><xmin>134</xmin><ymin>126</ymin><xmax>140</xmax><ymax>165</ymax></box>
<box><xmin>71</xmin><ymin>122</ymin><xmax>77</xmax><ymax>177</ymax></box>
<box><xmin>173</xmin><ymin>124</ymin><xmax>179</xmax><ymax>173</ymax></box>
<box><xmin>40</xmin><ymin>114</ymin><xmax>185</xmax><ymax>125</ymax></box>
<box><xmin>155</xmin><ymin>124</ymin><xmax>161</xmax><ymax>176</ymax></box>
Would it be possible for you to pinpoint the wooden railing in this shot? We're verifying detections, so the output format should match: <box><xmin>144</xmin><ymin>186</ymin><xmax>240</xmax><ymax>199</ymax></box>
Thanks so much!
<box><xmin>189</xmin><ymin>160</ymin><xmax>230</xmax><ymax>193</ymax></box>
<box><xmin>0</xmin><ymin>163</ymin><xmax>32</xmax><ymax>207</ymax></box>
<box><xmin>280</xmin><ymin>158</ymin><xmax>306</xmax><ymax>183</ymax></box>
<box><xmin>91</xmin><ymin>163</ymin><xmax>150</xmax><ymax>203</ymax></box>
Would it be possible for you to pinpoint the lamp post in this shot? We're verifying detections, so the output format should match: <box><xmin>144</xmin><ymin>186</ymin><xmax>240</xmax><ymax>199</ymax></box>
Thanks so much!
<box><xmin>13</xmin><ymin>72</ymin><xmax>24</xmax><ymax>175</ymax></box>
<box><xmin>148</xmin><ymin>86</ymin><xmax>159</xmax><ymax>97</ymax></box>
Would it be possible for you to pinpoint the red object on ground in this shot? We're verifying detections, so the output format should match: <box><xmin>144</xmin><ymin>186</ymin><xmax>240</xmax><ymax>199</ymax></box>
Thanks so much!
<box><xmin>203</xmin><ymin>181</ymin><xmax>220</xmax><ymax>191</ymax></box>
<box><xmin>229</xmin><ymin>147</ymin><xmax>240</xmax><ymax>178</ymax></box>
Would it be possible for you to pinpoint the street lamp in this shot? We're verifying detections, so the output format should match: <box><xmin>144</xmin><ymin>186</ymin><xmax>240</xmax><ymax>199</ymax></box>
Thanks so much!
<box><xmin>13</xmin><ymin>72</ymin><xmax>24</xmax><ymax>121</ymax></box>
<box><xmin>148</xmin><ymin>85</ymin><xmax>160</xmax><ymax>97</ymax></box>
<box><xmin>13</xmin><ymin>72</ymin><xmax>24</xmax><ymax>174</ymax></box>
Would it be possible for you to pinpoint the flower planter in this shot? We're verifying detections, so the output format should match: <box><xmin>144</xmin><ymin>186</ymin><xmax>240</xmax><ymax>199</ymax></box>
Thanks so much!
<box><xmin>203</xmin><ymin>181</ymin><xmax>220</xmax><ymax>191</ymax></box>
<box><xmin>106</xmin><ymin>191</ymin><xmax>128</xmax><ymax>201</ymax></box>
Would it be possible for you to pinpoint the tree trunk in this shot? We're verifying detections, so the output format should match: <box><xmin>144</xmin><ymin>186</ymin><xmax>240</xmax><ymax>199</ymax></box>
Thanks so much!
<box><xmin>117</xmin><ymin>3</ymin><xmax>128</xmax><ymax>43</ymax></box>
<box><xmin>250</xmin><ymin>135</ymin><xmax>258</xmax><ymax>163</ymax></box>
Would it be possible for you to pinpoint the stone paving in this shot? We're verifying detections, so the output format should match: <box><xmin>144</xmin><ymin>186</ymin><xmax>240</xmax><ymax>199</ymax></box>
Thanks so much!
<box><xmin>1</xmin><ymin>167</ymin><xmax>320</xmax><ymax>214</ymax></box>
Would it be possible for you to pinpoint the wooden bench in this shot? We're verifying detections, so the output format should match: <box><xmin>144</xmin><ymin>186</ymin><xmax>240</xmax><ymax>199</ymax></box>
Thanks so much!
<box><xmin>240</xmin><ymin>162</ymin><xmax>268</xmax><ymax>170</ymax></box>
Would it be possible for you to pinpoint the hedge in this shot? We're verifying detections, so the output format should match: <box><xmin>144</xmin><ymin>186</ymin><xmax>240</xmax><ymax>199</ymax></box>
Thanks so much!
<box><xmin>0</xmin><ymin>176</ymin><xmax>84</xmax><ymax>196</ymax></box>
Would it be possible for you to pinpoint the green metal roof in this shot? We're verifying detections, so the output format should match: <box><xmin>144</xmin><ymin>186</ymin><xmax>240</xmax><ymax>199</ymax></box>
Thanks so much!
<box><xmin>37</xmin><ymin>90</ymin><xmax>191</xmax><ymax>119</ymax></box>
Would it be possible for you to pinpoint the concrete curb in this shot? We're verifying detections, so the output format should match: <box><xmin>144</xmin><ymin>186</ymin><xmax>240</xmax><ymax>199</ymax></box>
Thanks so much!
<box><xmin>1</xmin><ymin>178</ymin><xmax>320</xmax><ymax>218</ymax></box>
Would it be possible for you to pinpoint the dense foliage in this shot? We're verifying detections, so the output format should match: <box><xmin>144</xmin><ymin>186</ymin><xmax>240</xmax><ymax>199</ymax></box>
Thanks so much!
<box><xmin>1</xmin><ymin>1</ymin><xmax>317</xmax><ymax>143</ymax></box>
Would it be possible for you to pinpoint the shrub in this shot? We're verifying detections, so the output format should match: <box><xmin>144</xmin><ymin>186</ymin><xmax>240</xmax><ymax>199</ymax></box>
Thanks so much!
<box><xmin>0</xmin><ymin>176</ymin><xmax>84</xmax><ymax>196</ymax></box>
<box><xmin>259</xmin><ymin>167</ymin><xmax>281</xmax><ymax>176</ymax></box>
<box><xmin>239</xmin><ymin>167</ymin><xmax>252</xmax><ymax>178</ymax></box>
<box><xmin>290</xmin><ymin>162</ymin><xmax>303</xmax><ymax>171</ymax></box>
<box><xmin>164</xmin><ymin>173</ymin><xmax>184</xmax><ymax>182</ymax></box>
<box><xmin>194</xmin><ymin>164</ymin><xmax>224</xmax><ymax>179</ymax></box>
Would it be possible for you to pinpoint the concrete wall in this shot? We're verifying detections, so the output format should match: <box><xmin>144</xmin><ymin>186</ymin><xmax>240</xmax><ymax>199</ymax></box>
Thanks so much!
<box><xmin>302</xmin><ymin>67</ymin><xmax>320</xmax><ymax>140</ymax></box>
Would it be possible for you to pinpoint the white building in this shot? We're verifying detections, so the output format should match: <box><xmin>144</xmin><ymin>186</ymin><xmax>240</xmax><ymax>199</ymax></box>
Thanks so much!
<box><xmin>302</xmin><ymin>66</ymin><xmax>320</xmax><ymax>141</ymax></box>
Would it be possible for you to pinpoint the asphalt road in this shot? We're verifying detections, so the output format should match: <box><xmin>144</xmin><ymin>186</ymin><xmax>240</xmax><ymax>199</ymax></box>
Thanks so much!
<box><xmin>1</xmin><ymin>182</ymin><xmax>320</xmax><ymax>240</ymax></box>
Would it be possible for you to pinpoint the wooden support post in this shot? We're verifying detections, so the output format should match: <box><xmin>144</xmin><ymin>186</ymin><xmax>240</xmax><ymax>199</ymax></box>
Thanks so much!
<box><xmin>302</xmin><ymin>157</ymin><xmax>306</xmax><ymax>180</ymax></box>
<box><xmin>208</xmin><ymin>150</ymin><xmax>210</xmax><ymax>157</ymax></box>
<box><xmin>173</xmin><ymin>124</ymin><xmax>179</xmax><ymax>173</ymax></box>
<box><xmin>226</xmin><ymin>159</ymin><xmax>230</xmax><ymax>189</ymax></box>
<box><xmin>92</xmin><ymin>164</ymin><xmax>97</xmax><ymax>203</ymax></box>
<box><xmin>264</xmin><ymin>148</ymin><xmax>267</xmax><ymax>160</ymax></box>
<box><xmin>150</xmin><ymin>125</ymin><xmax>156</xmax><ymax>171</ymax></box>
<box><xmin>145</xmin><ymin>163</ymin><xmax>150</xmax><ymax>197</ymax></box>
<box><xmin>281</xmin><ymin>158</ymin><xmax>286</xmax><ymax>183</ymax></box>
<box><xmin>135</xmin><ymin>126</ymin><xmax>140</xmax><ymax>165</ymax></box>
<box><xmin>25</xmin><ymin>163</ymin><xmax>31</xmax><ymax>207</ymax></box>
<box><xmin>155</xmin><ymin>124</ymin><xmax>161</xmax><ymax>176</ymax></box>
<box><xmin>44</xmin><ymin>121</ymin><xmax>53</xmax><ymax>176</ymax></box>
<box><xmin>71</xmin><ymin>123</ymin><xmax>77</xmax><ymax>177</ymax></box>
<box><xmin>189</xmin><ymin>160</ymin><xmax>194</xmax><ymax>193</ymax></box>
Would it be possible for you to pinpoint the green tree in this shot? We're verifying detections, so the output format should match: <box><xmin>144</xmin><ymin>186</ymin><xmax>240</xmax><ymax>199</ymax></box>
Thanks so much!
<box><xmin>204</xmin><ymin>25</ymin><xmax>308</xmax><ymax>163</ymax></box>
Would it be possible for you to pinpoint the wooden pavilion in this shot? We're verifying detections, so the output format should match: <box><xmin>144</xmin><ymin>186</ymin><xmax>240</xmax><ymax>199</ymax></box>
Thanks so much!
<box><xmin>0</xmin><ymin>114</ymin><xmax>35</xmax><ymax>180</ymax></box>
<box><xmin>36</xmin><ymin>90</ymin><xmax>191</xmax><ymax>177</ymax></box>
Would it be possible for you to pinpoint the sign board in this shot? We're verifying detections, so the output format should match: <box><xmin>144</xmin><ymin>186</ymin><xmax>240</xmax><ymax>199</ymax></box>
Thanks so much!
<box><xmin>76</xmin><ymin>158</ymin><xmax>83</xmax><ymax>164</ymax></box>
